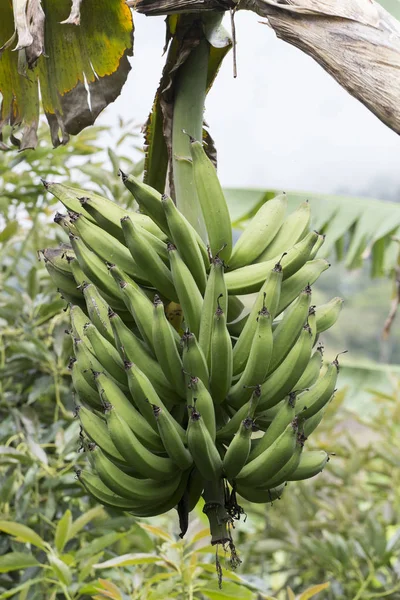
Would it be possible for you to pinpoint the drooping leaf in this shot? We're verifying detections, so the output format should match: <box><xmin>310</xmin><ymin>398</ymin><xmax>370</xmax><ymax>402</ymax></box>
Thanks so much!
<box><xmin>0</xmin><ymin>0</ymin><xmax>133</xmax><ymax>150</ymax></box>
<box><xmin>93</xmin><ymin>553</ymin><xmax>161</xmax><ymax>569</ymax></box>
<box><xmin>0</xmin><ymin>521</ymin><xmax>47</xmax><ymax>550</ymax></box>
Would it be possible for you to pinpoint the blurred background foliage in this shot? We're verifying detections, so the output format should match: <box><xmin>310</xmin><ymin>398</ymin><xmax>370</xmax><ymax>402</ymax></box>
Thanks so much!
<box><xmin>1</xmin><ymin>121</ymin><xmax>400</xmax><ymax>599</ymax></box>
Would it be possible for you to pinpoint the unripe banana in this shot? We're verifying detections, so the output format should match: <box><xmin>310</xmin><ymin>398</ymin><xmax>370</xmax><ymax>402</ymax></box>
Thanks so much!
<box><xmin>79</xmin><ymin>192</ymin><xmax>167</xmax><ymax>243</ymax></box>
<box><xmin>267</xmin><ymin>285</ymin><xmax>312</xmax><ymax>374</ymax></box>
<box><xmin>209</xmin><ymin>295</ymin><xmax>232</xmax><ymax>404</ymax></box>
<box><xmin>43</xmin><ymin>258</ymin><xmax>81</xmax><ymax>300</ymax></box>
<box><xmin>162</xmin><ymin>194</ymin><xmax>207</xmax><ymax>293</ymax></box>
<box><xmin>91</xmin><ymin>445</ymin><xmax>182</xmax><ymax>501</ymax></box>
<box><xmin>182</xmin><ymin>331</ymin><xmax>209</xmax><ymax>390</ymax></box>
<box><xmin>225</xmin><ymin>231</ymin><xmax>319</xmax><ymax>296</ymax></box>
<box><xmin>68</xmin><ymin>358</ymin><xmax>102</xmax><ymax>410</ymax></box>
<box><xmin>168</xmin><ymin>243</ymin><xmax>203</xmax><ymax>337</ymax></box>
<box><xmin>69</xmin><ymin>255</ymin><xmax>87</xmax><ymax>288</ymax></box>
<box><xmin>309</xmin><ymin>233</ymin><xmax>326</xmax><ymax>260</ymax></box>
<box><xmin>152</xmin><ymin>296</ymin><xmax>185</xmax><ymax>398</ymax></box>
<box><xmin>229</xmin><ymin>194</ymin><xmax>287</xmax><ymax>270</ymax></box>
<box><xmin>69</xmin><ymin>234</ymin><xmax>126</xmax><ymax>311</ymax></box>
<box><xmin>76</xmin><ymin>469</ymin><xmax>145</xmax><ymax>510</ymax></box>
<box><xmin>187</xmin><ymin>376</ymin><xmax>216</xmax><ymax>441</ymax></box>
<box><xmin>121</xmin><ymin>216</ymin><xmax>177</xmax><ymax>302</ymax></box>
<box><xmin>295</xmin><ymin>343</ymin><xmax>324</xmax><ymax>390</ymax></box>
<box><xmin>83</xmin><ymin>322</ymin><xmax>126</xmax><ymax>385</ymax></box>
<box><xmin>109</xmin><ymin>309</ymin><xmax>176</xmax><ymax>404</ymax></box>
<box><xmin>261</xmin><ymin>436</ymin><xmax>304</xmax><ymax>488</ymax></box>
<box><xmin>288</xmin><ymin>450</ymin><xmax>329</xmax><ymax>481</ymax></box>
<box><xmin>93</xmin><ymin>371</ymin><xmax>163</xmax><ymax>453</ymax></box>
<box><xmin>124</xmin><ymin>359</ymin><xmax>185</xmax><ymax>437</ymax></box>
<box><xmin>315</xmin><ymin>297</ymin><xmax>344</xmax><ymax>333</ymax></box>
<box><xmin>303</xmin><ymin>405</ymin><xmax>326</xmax><ymax>437</ymax></box>
<box><xmin>228</xmin><ymin>302</ymin><xmax>273</xmax><ymax>408</ymax></box>
<box><xmin>106</xmin><ymin>407</ymin><xmax>178</xmax><ymax>481</ymax></box>
<box><xmin>70</xmin><ymin>304</ymin><xmax>94</xmax><ymax>352</ymax></box>
<box><xmin>216</xmin><ymin>385</ymin><xmax>260</xmax><ymax>442</ymax></box>
<box><xmin>153</xmin><ymin>405</ymin><xmax>193</xmax><ymax>470</ymax></box>
<box><xmin>249</xmin><ymin>392</ymin><xmax>297</xmax><ymax>461</ymax></box>
<box><xmin>227</xmin><ymin>295</ymin><xmax>245</xmax><ymax>323</ymax></box>
<box><xmin>235</xmin><ymin>483</ymin><xmax>285</xmax><ymax>504</ymax></box>
<box><xmin>295</xmin><ymin>356</ymin><xmax>339</xmax><ymax>420</ymax></box>
<box><xmin>236</xmin><ymin>421</ymin><xmax>298</xmax><ymax>487</ymax></box>
<box><xmin>120</xmin><ymin>171</ymin><xmax>170</xmax><ymax>236</ymax></box>
<box><xmin>186</xmin><ymin>406</ymin><xmax>223</xmax><ymax>481</ymax></box>
<box><xmin>81</xmin><ymin>283</ymin><xmax>114</xmax><ymax>345</ymax></box>
<box><xmin>307</xmin><ymin>305</ymin><xmax>318</xmax><ymax>346</ymax></box>
<box><xmin>232</xmin><ymin>262</ymin><xmax>282</xmax><ymax>376</ymax></box>
<box><xmin>72</xmin><ymin>337</ymin><xmax>104</xmax><ymax>389</ymax></box>
<box><xmin>77</xmin><ymin>405</ymin><xmax>127</xmax><ymax>467</ymax></box>
<box><xmin>223</xmin><ymin>417</ymin><xmax>254</xmax><ymax>480</ymax></box>
<box><xmin>198</xmin><ymin>255</ymin><xmax>227</xmax><ymax>367</ymax></box>
<box><xmin>43</xmin><ymin>181</ymin><xmax>97</xmax><ymax>223</ymax></box>
<box><xmin>276</xmin><ymin>259</ymin><xmax>330</xmax><ymax>316</ymax></box>
<box><xmin>255</xmin><ymin>200</ymin><xmax>311</xmax><ymax>263</ymax></box>
<box><xmin>188</xmin><ymin>136</ymin><xmax>232</xmax><ymax>262</ymax></box>
<box><xmin>257</xmin><ymin>324</ymin><xmax>313</xmax><ymax>412</ymax></box>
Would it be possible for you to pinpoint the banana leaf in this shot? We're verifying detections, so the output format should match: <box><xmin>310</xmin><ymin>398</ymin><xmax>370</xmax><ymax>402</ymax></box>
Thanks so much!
<box><xmin>0</xmin><ymin>0</ymin><xmax>133</xmax><ymax>149</ymax></box>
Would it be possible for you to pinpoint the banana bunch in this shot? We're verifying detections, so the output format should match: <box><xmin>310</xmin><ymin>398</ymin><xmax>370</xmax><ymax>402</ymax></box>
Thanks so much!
<box><xmin>43</xmin><ymin>137</ymin><xmax>344</xmax><ymax>552</ymax></box>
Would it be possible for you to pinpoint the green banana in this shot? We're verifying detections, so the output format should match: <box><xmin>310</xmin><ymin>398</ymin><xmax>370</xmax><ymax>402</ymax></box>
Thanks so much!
<box><xmin>182</xmin><ymin>331</ymin><xmax>209</xmax><ymax>390</ymax></box>
<box><xmin>106</xmin><ymin>407</ymin><xmax>178</xmax><ymax>480</ymax></box>
<box><xmin>153</xmin><ymin>406</ymin><xmax>193</xmax><ymax>470</ymax></box>
<box><xmin>188</xmin><ymin>136</ymin><xmax>232</xmax><ymax>262</ymax></box>
<box><xmin>307</xmin><ymin>305</ymin><xmax>318</xmax><ymax>346</ymax></box>
<box><xmin>295</xmin><ymin>357</ymin><xmax>339</xmax><ymax>420</ymax></box>
<box><xmin>209</xmin><ymin>295</ymin><xmax>233</xmax><ymax>405</ymax></box>
<box><xmin>309</xmin><ymin>233</ymin><xmax>326</xmax><ymax>260</ymax></box>
<box><xmin>227</xmin><ymin>295</ymin><xmax>245</xmax><ymax>323</ymax></box>
<box><xmin>79</xmin><ymin>193</ymin><xmax>167</xmax><ymax>243</ymax></box>
<box><xmin>93</xmin><ymin>371</ymin><xmax>163</xmax><ymax>453</ymax></box>
<box><xmin>91</xmin><ymin>445</ymin><xmax>182</xmax><ymax>501</ymax></box>
<box><xmin>267</xmin><ymin>286</ymin><xmax>312</xmax><ymax>374</ymax></box>
<box><xmin>70</xmin><ymin>304</ymin><xmax>94</xmax><ymax>352</ymax></box>
<box><xmin>124</xmin><ymin>359</ymin><xmax>185</xmax><ymax>437</ymax></box>
<box><xmin>288</xmin><ymin>450</ymin><xmax>329</xmax><ymax>481</ymax></box>
<box><xmin>186</xmin><ymin>406</ymin><xmax>223</xmax><ymax>481</ymax></box>
<box><xmin>249</xmin><ymin>392</ymin><xmax>297</xmax><ymax>461</ymax></box>
<box><xmin>69</xmin><ymin>212</ymin><xmax>150</xmax><ymax>283</ymax></box>
<box><xmin>276</xmin><ymin>259</ymin><xmax>330</xmax><ymax>316</ymax></box>
<box><xmin>223</xmin><ymin>417</ymin><xmax>254</xmax><ymax>480</ymax></box>
<box><xmin>152</xmin><ymin>296</ymin><xmax>185</xmax><ymax>398</ymax></box>
<box><xmin>121</xmin><ymin>216</ymin><xmax>177</xmax><ymax>302</ymax></box>
<box><xmin>255</xmin><ymin>201</ymin><xmax>311</xmax><ymax>262</ymax></box>
<box><xmin>260</xmin><ymin>437</ymin><xmax>304</xmax><ymax>489</ymax></box>
<box><xmin>187</xmin><ymin>376</ymin><xmax>216</xmax><ymax>441</ymax></box>
<box><xmin>315</xmin><ymin>297</ymin><xmax>344</xmax><ymax>333</ymax></box>
<box><xmin>43</xmin><ymin>258</ymin><xmax>81</xmax><ymax>300</ymax></box>
<box><xmin>229</xmin><ymin>194</ymin><xmax>287</xmax><ymax>269</ymax></box>
<box><xmin>295</xmin><ymin>343</ymin><xmax>324</xmax><ymax>390</ymax></box>
<box><xmin>77</xmin><ymin>405</ymin><xmax>127</xmax><ymax>466</ymax></box>
<box><xmin>257</xmin><ymin>324</ymin><xmax>313</xmax><ymax>412</ymax></box>
<box><xmin>72</xmin><ymin>337</ymin><xmax>104</xmax><ymax>389</ymax></box>
<box><xmin>68</xmin><ymin>358</ymin><xmax>102</xmax><ymax>410</ymax></box>
<box><xmin>69</xmin><ymin>234</ymin><xmax>126</xmax><ymax>311</ymax></box>
<box><xmin>43</xmin><ymin>181</ymin><xmax>97</xmax><ymax>223</ymax></box>
<box><xmin>232</xmin><ymin>262</ymin><xmax>282</xmax><ymax>376</ymax></box>
<box><xmin>76</xmin><ymin>469</ymin><xmax>145</xmax><ymax>510</ymax></box>
<box><xmin>225</xmin><ymin>230</ymin><xmax>319</xmax><ymax>295</ymax></box>
<box><xmin>236</xmin><ymin>421</ymin><xmax>298</xmax><ymax>487</ymax></box>
<box><xmin>235</xmin><ymin>483</ymin><xmax>285</xmax><ymax>504</ymax></box>
<box><xmin>168</xmin><ymin>243</ymin><xmax>203</xmax><ymax>337</ymax></box>
<box><xmin>216</xmin><ymin>385</ymin><xmax>260</xmax><ymax>441</ymax></box>
<box><xmin>228</xmin><ymin>301</ymin><xmax>273</xmax><ymax>407</ymax></box>
<box><xmin>303</xmin><ymin>406</ymin><xmax>327</xmax><ymax>437</ymax></box>
<box><xmin>82</xmin><ymin>282</ymin><xmax>114</xmax><ymax>345</ymax></box>
<box><xmin>109</xmin><ymin>309</ymin><xmax>176</xmax><ymax>404</ymax></box>
<box><xmin>120</xmin><ymin>171</ymin><xmax>170</xmax><ymax>236</ymax></box>
<box><xmin>198</xmin><ymin>255</ymin><xmax>227</xmax><ymax>367</ymax></box>
<box><xmin>83</xmin><ymin>322</ymin><xmax>126</xmax><ymax>386</ymax></box>
<box><xmin>162</xmin><ymin>194</ymin><xmax>207</xmax><ymax>293</ymax></box>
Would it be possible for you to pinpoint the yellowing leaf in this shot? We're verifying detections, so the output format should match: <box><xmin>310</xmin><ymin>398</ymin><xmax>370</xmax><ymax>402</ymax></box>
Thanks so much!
<box><xmin>95</xmin><ymin>579</ymin><xmax>123</xmax><ymax>600</ymax></box>
<box><xmin>286</xmin><ymin>588</ymin><xmax>296</xmax><ymax>600</ymax></box>
<box><xmin>138</xmin><ymin>523</ymin><xmax>173</xmax><ymax>541</ymax></box>
<box><xmin>0</xmin><ymin>0</ymin><xmax>133</xmax><ymax>150</ymax></box>
<box><xmin>0</xmin><ymin>521</ymin><xmax>46</xmax><ymax>550</ymax></box>
<box><xmin>93</xmin><ymin>553</ymin><xmax>161</xmax><ymax>569</ymax></box>
<box><xmin>299</xmin><ymin>583</ymin><xmax>330</xmax><ymax>600</ymax></box>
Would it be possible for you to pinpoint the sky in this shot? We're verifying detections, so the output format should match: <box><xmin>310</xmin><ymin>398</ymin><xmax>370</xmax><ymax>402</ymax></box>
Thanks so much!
<box><xmin>97</xmin><ymin>11</ymin><xmax>400</xmax><ymax>199</ymax></box>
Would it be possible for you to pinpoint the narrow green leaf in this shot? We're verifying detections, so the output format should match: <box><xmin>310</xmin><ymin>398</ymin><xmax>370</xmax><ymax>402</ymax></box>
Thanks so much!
<box><xmin>0</xmin><ymin>552</ymin><xmax>40</xmax><ymax>573</ymax></box>
<box><xmin>54</xmin><ymin>510</ymin><xmax>72</xmax><ymax>553</ymax></box>
<box><xmin>200</xmin><ymin>581</ymin><xmax>253</xmax><ymax>600</ymax></box>
<box><xmin>93</xmin><ymin>553</ymin><xmax>161</xmax><ymax>569</ymax></box>
<box><xmin>67</xmin><ymin>505</ymin><xmax>105</xmax><ymax>541</ymax></box>
<box><xmin>299</xmin><ymin>582</ymin><xmax>330</xmax><ymax>599</ymax></box>
<box><xmin>0</xmin><ymin>521</ymin><xmax>46</xmax><ymax>550</ymax></box>
<box><xmin>0</xmin><ymin>221</ymin><xmax>18</xmax><ymax>243</ymax></box>
<box><xmin>48</xmin><ymin>554</ymin><xmax>72</xmax><ymax>587</ymax></box>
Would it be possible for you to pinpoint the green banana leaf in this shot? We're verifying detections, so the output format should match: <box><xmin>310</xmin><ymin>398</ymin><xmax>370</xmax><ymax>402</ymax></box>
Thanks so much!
<box><xmin>224</xmin><ymin>188</ymin><xmax>400</xmax><ymax>277</ymax></box>
<box><xmin>0</xmin><ymin>0</ymin><xmax>133</xmax><ymax>149</ymax></box>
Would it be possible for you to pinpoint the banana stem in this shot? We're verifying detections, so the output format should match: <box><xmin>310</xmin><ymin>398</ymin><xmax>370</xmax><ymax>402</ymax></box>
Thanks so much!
<box><xmin>171</xmin><ymin>37</ymin><xmax>208</xmax><ymax>240</ymax></box>
<box><xmin>202</xmin><ymin>478</ymin><xmax>231</xmax><ymax>546</ymax></box>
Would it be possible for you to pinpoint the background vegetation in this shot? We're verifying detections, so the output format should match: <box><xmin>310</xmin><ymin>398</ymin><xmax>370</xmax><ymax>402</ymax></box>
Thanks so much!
<box><xmin>1</xmin><ymin>122</ymin><xmax>400</xmax><ymax>599</ymax></box>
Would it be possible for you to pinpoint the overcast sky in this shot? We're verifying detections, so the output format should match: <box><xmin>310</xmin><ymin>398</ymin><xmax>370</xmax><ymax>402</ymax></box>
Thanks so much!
<box><xmin>98</xmin><ymin>12</ymin><xmax>400</xmax><ymax>199</ymax></box>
